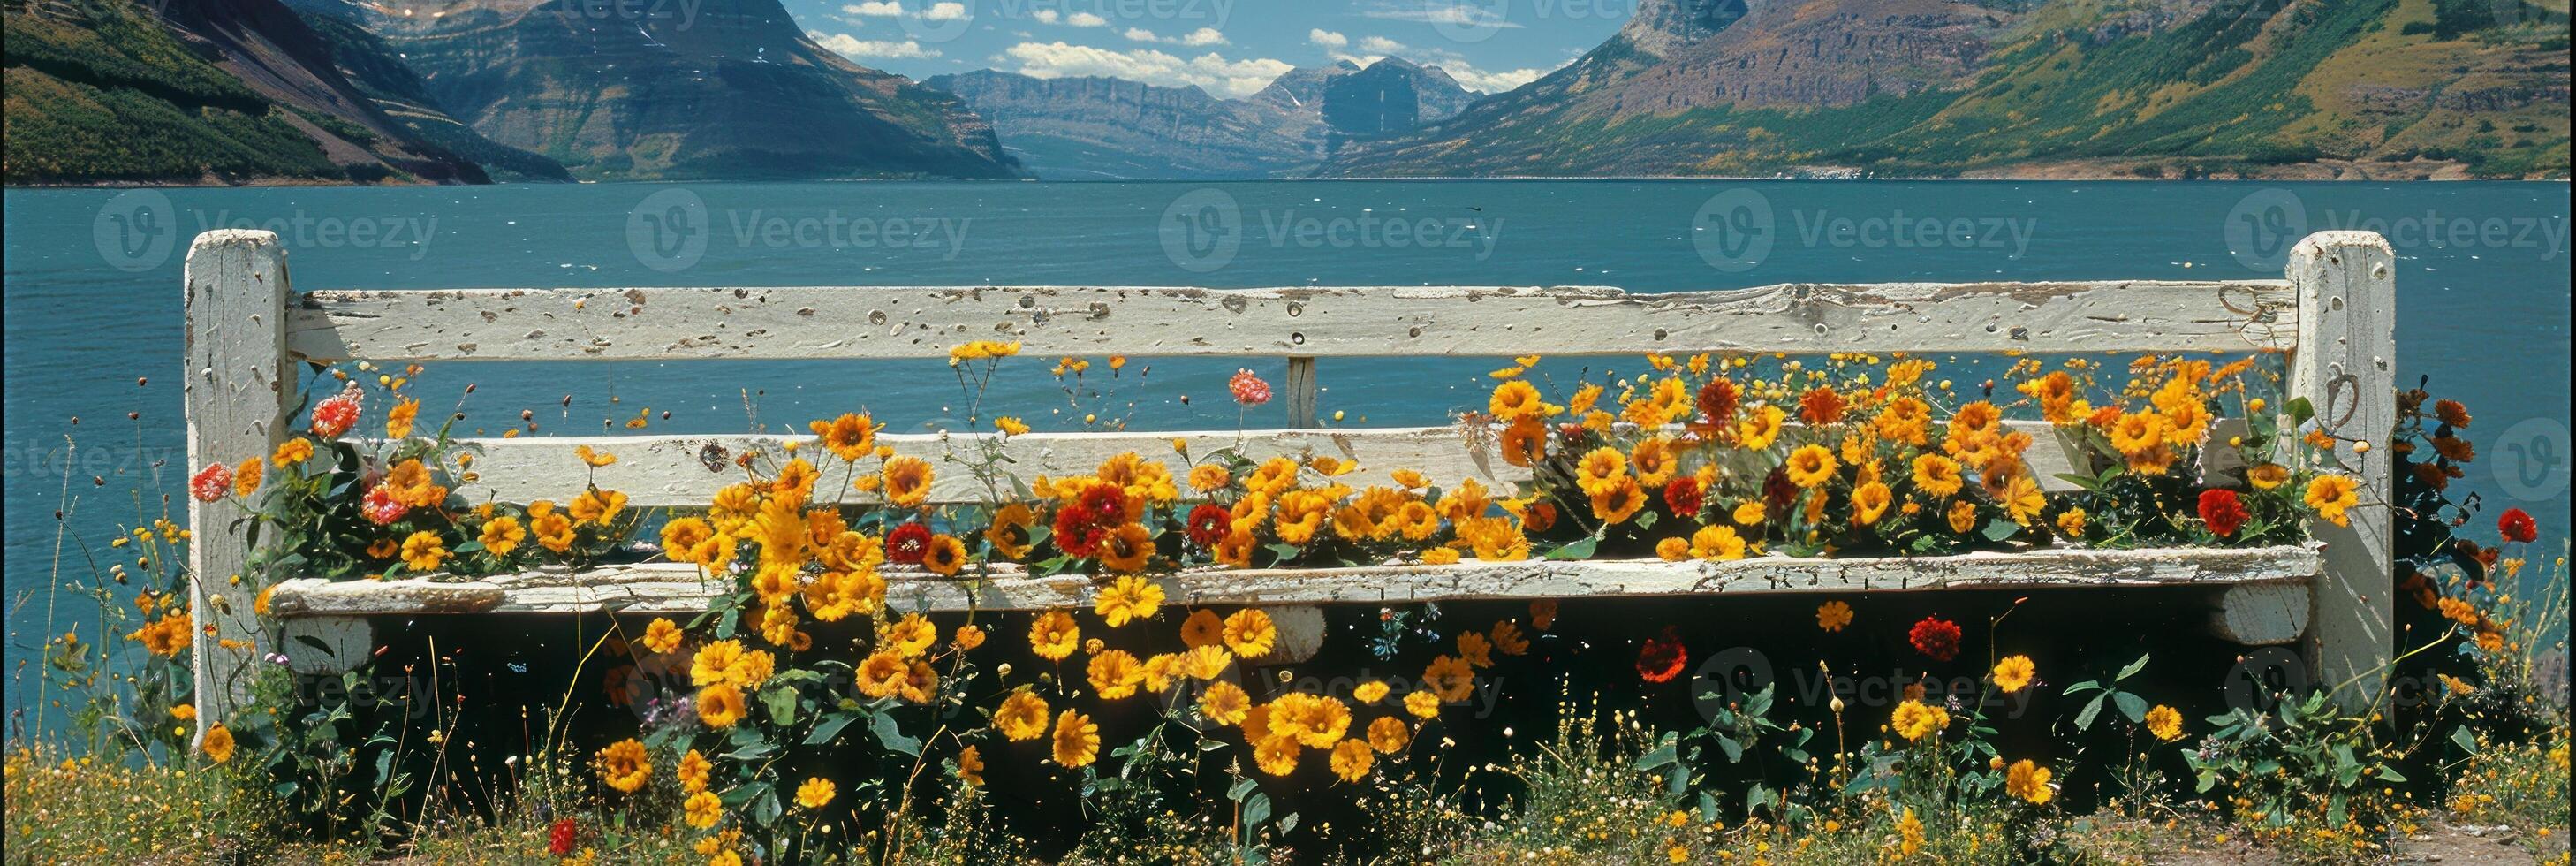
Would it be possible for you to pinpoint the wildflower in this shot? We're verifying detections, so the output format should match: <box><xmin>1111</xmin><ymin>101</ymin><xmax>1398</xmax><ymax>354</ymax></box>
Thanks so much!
<box><xmin>2305</xmin><ymin>475</ymin><xmax>2360</xmax><ymax>527</ymax></box>
<box><xmin>1423</xmin><ymin>655</ymin><xmax>1476</xmax><ymax>701</ymax></box>
<box><xmin>1891</xmin><ymin>700</ymin><xmax>1949</xmax><ymax>741</ymax></box>
<box><xmin>1027</xmin><ymin>611</ymin><xmax>1079</xmax><ymax>661</ymax></box>
<box><xmin>189</xmin><ymin>463</ymin><xmax>233</xmax><ymax>502</ymax></box>
<box><xmin>1588</xmin><ymin>475</ymin><xmax>1648</xmax><ymax>524</ymax></box>
<box><xmin>1737</xmin><ymin>406</ymin><xmax>1786</xmax><ymax>451</ymax></box>
<box><xmin>1368</xmin><ymin>716</ymin><xmax>1410</xmax><ymax>753</ymax></box>
<box><xmin>1330</xmin><ymin>739</ymin><xmax>1374</xmax><ymax>782</ymax></box>
<box><xmin>1095</xmin><ymin>574</ymin><xmax>1164</xmax><ymax>626</ymax></box>
<box><xmin>921</xmin><ymin>534</ymin><xmax>968</xmax><ymax>576</ymax></box>
<box><xmin>1784</xmin><ymin>444</ymin><xmax>1838</xmax><ymax>489</ymax></box>
<box><xmin>478</xmin><ymin>515</ymin><xmax>527</xmax><ymax>557</ymax></box>
<box><xmin>684</xmin><ymin>791</ymin><xmax>723</xmax><ymax>828</ymax></box>
<box><xmin>2198</xmin><ymin>489</ymin><xmax>2250</xmax><ymax>538</ymax></box>
<box><xmin>1489</xmin><ymin>379</ymin><xmax>1549</xmax><ymax>422</ymax></box>
<box><xmin>231</xmin><ymin>458</ymin><xmax>264</xmax><ymax>497</ymax></box>
<box><xmin>1254</xmin><ymin>734</ymin><xmax>1300</xmax><ymax>776</ymax></box>
<box><xmin>201</xmin><ymin>723</ymin><xmax>235</xmax><ymax>763</ymax></box>
<box><xmin>311</xmin><ymin>384</ymin><xmax>362</xmax><ymax>438</ymax></box>
<box><xmin>271</xmin><ymin>437</ymin><xmax>314</xmax><ymax>467</ymax></box>
<box><xmin>1851</xmin><ymin>482</ymin><xmax>1893</xmax><ymax>526</ymax></box>
<box><xmin>1815</xmin><ymin>601</ymin><xmax>1853</xmax><ymax>633</ymax></box>
<box><xmin>574</xmin><ymin>444</ymin><xmax>617</xmax><ymax>467</ymax></box>
<box><xmin>2056</xmin><ymin>506</ymin><xmax>2088</xmax><ymax>539</ymax></box>
<box><xmin>399</xmin><ymin>530</ymin><xmax>449</xmax><ymax>573</ymax></box>
<box><xmin>1051</xmin><ymin>710</ymin><xmax>1101</xmax><ymax>767</ymax></box>
<box><xmin>1229</xmin><ymin>369</ymin><xmax>1272</xmax><ymax>406</ymax></box>
<box><xmin>385</xmin><ymin>398</ymin><xmax>420</xmax><ymax>439</ymax></box>
<box><xmin>1531</xmin><ymin>598</ymin><xmax>1557</xmax><ymax>630</ymax></box>
<box><xmin>1696</xmin><ymin>378</ymin><xmax>1739</xmax><ymax>425</ymax></box>
<box><xmin>1178</xmin><ymin>609</ymin><xmax>1224</xmax><ymax>649</ymax></box>
<box><xmin>2002</xmin><ymin>475</ymin><xmax>2045</xmax><ymax>526</ymax></box>
<box><xmin>2246</xmin><ymin>462</ymin><xmax>2291</xmax><ymax>490</ymax></box>
<box><xmin>1353</xmin><ymin>680</ymin><xmax>1391</xmax><ymax>704</ymax></box>
<box><xmin>676</xmin><ymin>748</ymin><xmax>712</xmax><ymax>793</ymax></box>
<box><xmin>2146</xmin><ymin>704</ymin><xmax>2185</xmax><ymax>741</ymax></box>
<box><xmin>1946</xmin><ymin>499</ymin><xmax>1981</xmax><ymax>535</ymax></box>
<box><xmin>886</xmin><ymin>521</ymin><xmax>933</xmax><ymax>565</ymax></box>
<box><xmin>1405</xmin><ymin>689</ymin><xmax>1441</xmax><ymax>718</ymax></box>
<box><xmin>1799</xmin><ymin>385</ymin><xmax>1847</xmax><ymax>425</ymax></box>
<box><xmin>810</xmin><ymin>413</ymin><xmax>880</xmax><ymax>460</ymax></box>
<box><xmin>1490</xmin><ymin>620</ymin><xmax>1530</xmax><ymax>655</ymax></box>
<box><xmin>1732</xmin><ymin>500</ymin><xmax>1766</xmax><ymax>525</ymax></box>
<box><xmin>1087</xmin><ymin>650</ymin><xmax>1146</xmax><ymax>699</ymax></box>
<box><xmin>2498</xmin><ymin>507</ymin><xmax>2539</xmax><ymax>543</ymax></box>
<box><xmin>1911</xmin><ymin>453</ymin><xmax>1963</xmax><ymax>498</ymax></box>
<box><xmin>957</xmin><ymin>746</ymin><xmax>985</xmax><ymax>786</ymax></box>
<box><xmin>1636</xmin><ymin>627</ymin><xmax>1687</xmax><ymax>683</ymax></box>
<box><xmin>569</xmin><ymin>489</ymin><xmax>626</xmax><ymax>525</ymax></box>
<box><xmin>1908</xmin><ymin>616</ymin><xmax>1962</xmax><ymax>661</ymax></box>
<box><xmin>795</xmin><ymin>777</ymin><xmax>836</xmax><ymax>809</ymax></box>
<box><xmin>2005</xmin><ymin>759</ymin><xmax>2054</xmax><ymax>805</ymax></box>
<box><xmin>1688</xmin><ymin>524</ymin><xmax>1746</xmax><ymax>562</ymax></box>
<box><xmin>1991</xmin><ymin>655</ymin><xmax>2036</xmax><ymax>693</ymax></box>
<box><xmin>1222</xmin><ymin>609</ymin><xmax>1277</xmax><ymax>657</ymax></box>
<box><xmin>1199</xmin><ymin>680</ymin><xmax>1251</xmax><ymax>725</ymax></box>
<box><xmin>641</xmin><ymin>619</ymin><xmax>684</xmax><ymax>654</ymax></box>
<box><xmin>1095</xmin><ymin>522</ymin><xmax>1155</xmax><ymax>573</ymax></box>
<box><xmin>549</xmin><ymin>817</ymin><xmax>578</xmax><ymax>855</ymax></box>
<box><xmin>996</xmin><ymin>691</ymin><xmax>1049</xmax><ymax>741</ymax></box>
<box><xmin>595</xmin><ymin>739</ymin><xmax>651</xmax><ymax>794</ymax></box>
<box><xmin>882</xmin><ymin>613</ymin><xmax>937</xmax><ymax>657</ymax></box>
<box><xmin>531</xmin><ymin>509</ymin><xmax>576</xmax><ymax>554</ymax></box>
<box><xmin>875</xmin><ymin>456</ymin><xmax>936</xmax><ymax>509</ymax></box>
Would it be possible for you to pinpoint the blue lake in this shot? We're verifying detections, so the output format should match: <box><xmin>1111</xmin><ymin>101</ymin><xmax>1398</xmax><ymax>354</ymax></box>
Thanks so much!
<box><xmin>5</xmin><ymin>179</ymin><xmax>2569</xmax><ymax>710</ymax></box>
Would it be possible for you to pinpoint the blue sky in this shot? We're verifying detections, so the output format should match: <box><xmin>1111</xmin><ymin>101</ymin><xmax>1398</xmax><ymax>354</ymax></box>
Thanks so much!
<box><xmin>788</xmin><ymin>0</ymin><xmax>1638</xmax><ymax>97</ymax></box>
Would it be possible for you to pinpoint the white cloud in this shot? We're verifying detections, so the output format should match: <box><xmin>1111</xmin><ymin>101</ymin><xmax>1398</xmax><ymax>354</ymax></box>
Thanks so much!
<box><xmin>921</xmin><ymin>1</ymin><xmax>967</xmax><ymax>20</ymax></box>
<box><xmin>1120</xmin><ymin>27</ymin><xmax>1158</xmax><ymax>42</ymax></box>
<box><xmin>1359</xmin><ymin>35</ymin><xmax>1406</xmax><ymax>54</ymax></box>
<box><xmin>1001</xmin><ymin>42</ymin><xmax>1293</xmax><ymax>98</ymax></box>
<box><xmin>1066</xmin><ymin>11</ymin><xmax>1108</xmax><ymax>27</ymax></box>
<box><xmin>811</xmin><ymin>32</ymin><xmax>943</xmax><ymax>59</ymax></box>
<box><xmin>841</xmin><ymin>1</ymin><xmax>902</xmax><ymax>16</ymax></box>
<box><xmin>1033</xmin><ymin>9</ymin><xmax>1059</xmax><ymax>23</ymax></box>
<box><xmin>1122</xmin><ymin>27</ymin><xmax>1229</xmax><ymax>46</ymax></box>
<box><xmin>1443</xmin><ymin>64</ymin><xmax>1544</xmax><ymax>93</ymax></box>
<box><xmin>1307</xmin><ymin>28</ymin><xmax>1348</xmax><ymax>49</ymax></box>
<box><xmin>1362</xmin><ymin>1</ymin><xmax>1523</xmax><ymax>30</ymax></box>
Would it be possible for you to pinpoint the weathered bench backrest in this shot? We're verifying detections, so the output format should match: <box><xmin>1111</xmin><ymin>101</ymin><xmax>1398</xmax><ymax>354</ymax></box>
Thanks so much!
<box><xmin>181</xmin><ymin>229</ymin><xmax>2397</xmax><ymax>739</ymax></box>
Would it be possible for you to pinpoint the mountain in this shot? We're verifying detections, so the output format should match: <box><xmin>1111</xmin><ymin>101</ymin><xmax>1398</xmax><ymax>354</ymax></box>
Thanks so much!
<box><xmin>359</xmin><ymin>0</ymin><xmax>1018</xmax><ymax>181</ymax></box>
<box><xmin>928</xmin><ymin>57</ymin><xmax>1480</xmax><ymax>179</ymax></box>
<box><xmin>922</xmin><ymin>70</ymin><xmax>1309</xmax><ymax>179</ymax></box>
<box><xmin>1329</xmin><ymin>0</ymin><xmax>2572</xmax><ymax>179</ymax></box>
<box><xmin>290</xmin><ymin>4</ymin><xmax>572</xmax><ymax>182</ymax></box>
<box><xmin>4</xmin><ymin>0</ymin><xmax>509</xmax><ymax>185</ymax></box>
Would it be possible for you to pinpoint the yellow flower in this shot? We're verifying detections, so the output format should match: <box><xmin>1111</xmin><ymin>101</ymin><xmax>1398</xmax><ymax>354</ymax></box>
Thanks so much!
<box><xmin>201</xmin><ymin>724</ymin><xmax>235</xmax><ymax>764</ymax></box>
<box><xmin>1254</xmin><ymin>733</ymin><xmax>1301</xmax><ymax>777</ymax></box>
<box><xmin>399</xmin><ymin>530</ymin><xmax>448</xmax><ymax>573</ymax></box>
<box><xmin>478</xmin><ymin>516</ymin><xmax>526</xmax><ymax>557</ymax></box>
<box><xmin>791</xmin><ymin>777</ymin><xmax>835</xmax><ymax>809</ymax></box>
<box><xmin>992</xmin><ymin>415</ymin><xmax>1030</xmax><ymax>436</ymax></box>
<box><xmin>570</xmin><ymin>488</ymin><xmax>627</xmax><ymax>525</ymax></box>
<box><xmin>1404</xmin><ymin>689</ymin><xmax>1441</xmax><ymax>719</ymax></box>
<box><xmin>882</xmin><ymin>612</ymin><xmax>937</xmax><ymax>657</ymax></box>
<box><xmin>996</xmin><ymin>691</ymin><xmax>1050</xmax><ymax>741</ymax></box>
<box><xmin>1689</xmin><ymin>524</ymin><xmax>1746</xmax><ymax>562</ymax></box>
<box><xmin>595</xmin><ymin>739</ymin><xmax>652</xmax><ymax>794</ymax></box>
<box><xmin>1088</xmin><ymin>575</ymin><xmax>1165</xmax><ymax>627</ymax></box>
<box><xmin>1785</xmin><ymin>444</ymin><xmax>1838</xmax><ymax>489</ymax></box>
<box><xmin>1588</xmin><ymin>475</ymin><xmax>1648</xmax><ymax>525</ymax></box>
<box><xmin>678</xmin><ymin>749</ymin><xmax>711</xmax><ymax>793</ymax></box>
<box><xmin>641</xmin><ymin>618</ymin><xmax>685</xmax><ymax>655</ymax></box>
<box><xmin>1573</xmin><ymin>446</ymin><xmax>1628</xmax><ymax>495</ymax></box>
<box><xmin>1052</xmin><ymin>710</ymin><xmax>1101</xmax><ymax>767</ymax></box>
<box><xmin>386</xmin><ymin>398</ymin><xmax>420</xmax><ymax>439</ymax></box>
<box><xmin>1815</xmin><ymin>600</ymin><xmax>1853</xmax><ymax>632</ymax></box>
<box><xmin>2305</xmin><ymin>474</ymin><xmax>2360</xmax><ymax>527</ymax></box>
<box><xmin>1199</xmin><ymin>680</ymin><xmax>1252</xmax><ymax>725</ymax></box>
<box><xmin>2001</xmin><ymin>475</ymin><xmax>2045</xmax><ymax>526</ymax></box>
<box><xmin>957</xmin><ymin>745</ymin><xmax>985</xmax><ymax>786</ymax></box>
<box><xmin>1095</xmin><ymin>523</ymin><xmax>1155</xmax><ymax>574</ymax></box>
<box><xmin>1222</xmin><ymin>608</ymin><xmax>1276</xmax><ymax>657</ymax></box>
<box><xmin>881</xmin><ymin>456</ymin><xmax>936</xmax><ymax>508</ymax></box>
<box><xmin>1352</xmin><ymin>680</ymin><xmax>1391</xmax><ymax>704</ymax></box>
<box><xmin>1732</xmin><ymin>500</ymin><xmax>1766</xmax><ymax>526</ymax></box>
<box><xmin>1891</xmin><ymin>699</ymin><xmax>1950</xmax><ymax>741</ymax></box>
<box><xmin>1187</xmin><ymin>463</ymin><xmax>1231</xmax><ymax>492</ymax></box>
<box><xmin>1655</xmin><ymin>536</ymin><xmax>1690</xmax><ymax>561</ymax></box>
<box><xmin>1179</xmin><ymin>609</ymin><xmax>1224</xmax><ymax>648</ymax></box>
<box><xmin>952</xmin><ymin>624</ymin><xmax>986</xmax><ymax>650</ymax></box>
<box><xmin>1367</xmin><ymin>716</ymin><xmax>1410</xmax><ymax>753</ymax></box>
<box><xmin>809</xmin><ymin>413</ymin><xmax>880</xmax><ymax>460</ymax></box>
<box><xmin>2005</xmin><ymin>759</ymin><xmax>2054</xmax><ymax>805</ymax></box>
<box><xmin>921</xmin><ymin>534</ymin><xmax>968</xmax><ymax>576</ymax></box>
<box><xmin>1087</xmin><ymin>650</ymin><xmax>1146</xmax><ymax>699</ymax></box>
<box><xmin>1421</xmin><ymin>655</ymin><xmax>1476</xmax><ymax>703</ymax></box>
<box><xmin>1850</xmin><ymin>482</ymin><xmax>1893</xmax><ymax>526</ymax></box>
<box><xmin>1737</xmin><ymin>405</ymin><xmax>1786</xmax><ymax>451</ymax></box>
<box><xmin>1027</xmin><ymin>611</ymin><xmax>1079</xmax><ymax>661</ymax></box>
<box><xmin>1330</xmin><ymin>739</ymin><xmax>1374</xmax><ymax>782</ymax></box>
<box><xmin>2246</xmin><ymin>463</ymin><xmax>2291</xmax><ymax>490</ymax></box>
<box><xmin>1912</xmin><ymin>453</ymin><xmax>1964</xmax><ymax>498</ymax></box>
<box><xmin>1631</xmin><ymin>437</ymin><xmax>1678</xmax><ymax>486</ymax></box>
<box><xmin>2145</xmin><ymin>704</ymin><xmax>2185</xmax><ymax>741</ymax></box>
<box><xmin>1947</xmin><ymin>499</ymin><xmax>1981</xmax><ymax>535</ymax></box>
<box><xmin>232</xmin><ymin>458</ymin><xmax>263</xmax><ymax>496</ymax></box>
<box><xmin>574</xmin><ymin>444</ymin><xmax>618</xmax><ymax>467</ymax></box>
<box><xmin>271</xmin><ymin>437</ymin><xmax>313</xmax><ymax>467</ymax></box>
<box><xmin>2056</xmin><ymin>506</ymin><xmax>2088</xmax><ymax>539</ymax></box>
<box><xmin>684</xmin><ymin>791</ymin><xmax>723</xmax><ymax>828</ymax></box>
<box><xmin>1489</xmin><ymin>379</ymin><xmax>1549</xmax><ymax>422</ymax></box>
<box><xmin>1991</xmin><ymin>655</ymin><xmax>2036</xmax><ymax>693</ymax></box>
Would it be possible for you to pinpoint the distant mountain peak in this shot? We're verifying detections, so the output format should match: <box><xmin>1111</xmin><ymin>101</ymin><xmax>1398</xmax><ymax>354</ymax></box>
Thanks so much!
<box><xmin>1618</xmin><ymin>0</ymin><xmax>1754</xmax><ymax>57</ymax></box>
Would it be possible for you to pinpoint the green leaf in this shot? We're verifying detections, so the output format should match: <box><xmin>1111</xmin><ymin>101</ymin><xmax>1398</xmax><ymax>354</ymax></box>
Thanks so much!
<box><xmin>2113</xmin><ymin>691</ymin><xmax>2150</xmax><ymax>724</ymax></box>
<box><xmin>2115</xmin><ymin>653</ymin><xmax>2153</xmax><ymax>681</ymax></box>
<box><xmin>2288</xmin><ymin>397</ymin><xmax>2315</xmax><ymax>426</ymax></box>
<box><xmin>2075</xmin><ymin>694</ymin><xmax>2107</xmax><ymax>731</ymax></box>
<box><xmin>803</xmin><ymin>712</ymin><xmax>860</xmax><ymax>746</ymax></box>
<box><xmin>761</xmin><ymin>686</ymin><xmax>799</xmax><ymax>726</ymax></box>
<box><xmin>2450</xmin><ymin>725</ymin><xmax>2478</xmax><ymax>755</ymax></box>
<box><xmin>1981</xmin><ymin>519</ymin><xmax>2020</xmax><ymax>542</ymax></box>
<box><xmin>1228</xmin><ymin>778</ymin><xmax>1258</xmax><ymax>801</ymax></box>
<box><xmin>870</xmin><ymin>711</ymin><xmax>921</xmax><ymax>756</ymax></box>
<box><xmin>1546</xmin><ymin>536</ymin><xmax>1600</xmax><ymax>561</ymax></box>
<box><xmin>1243</xmin><ymin>793</ymin><xmax>1272</xmax><ymax>829</ymax></box>
<box><xmin>1634</xmin><ymin>741</ymin><xmax>1679</xmax><ymax>771</ymax></box>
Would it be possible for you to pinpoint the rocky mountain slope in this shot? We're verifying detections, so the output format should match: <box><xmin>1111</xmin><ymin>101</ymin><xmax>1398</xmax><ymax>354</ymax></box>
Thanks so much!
<box><xmin>4</xmin><ymin>0</ymin><xmax>518</xmax><ymax>185</ymax></box>
<box><xmin>361</xmin><ymin>0</ymin><xmax>1018</xmax><ymax>181</ymax></box>
<box><xmin>1329</xmin><ymin>0</ymin><xmax>2570</xmax><ymax>179</ymax></box>
<box><xmin>928</xmin><ymin>57</ymin><xmax>1479</xmax><ymax>179</ymax></box>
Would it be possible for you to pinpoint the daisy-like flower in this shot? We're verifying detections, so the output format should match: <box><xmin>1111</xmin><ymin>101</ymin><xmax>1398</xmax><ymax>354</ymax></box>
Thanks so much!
<box><xmin>1095</xmin><ymin>575</ymin><xmax>1164</xmax><ymax>627</ymax></box>
<box><xmin>996</xmin><ymin>691</ymin><xmax>1049</xmax><ymax>741</ymax></box>
<box><xmin>595</xmin><ymin>739</ymin><xmax>651</xmax><ymax>794</ymax></box>
<box><xmin>1891</xmin><ymin>699</ymin><xmax>1950</xmax><ymax>741</ymax></box>
<box><xmin>1087</xmin><ymin>650</ymin><xmax>1146</xmax><ymax>699</ymax></box>
<box><xmin>1990</xmin><ymin>655</ymin><xmax>2036</xmax><ymax>693</ymax></box>
<box><xmin>1222</xmin><ymin>608</ymin><xmax>1276</xmax><ymax>657</ymax></box>
<box><xmin>795</xmin><ymin>777</ymin><xmax>836</xmax><ymax>809</ymax></box>
<box><xmin>310</xmin><ymin>384</ymin><xmax>362</xmax><ymax>438</ymax></box>
<box><xmin>2004</xmin><ymin>759</ymin><xmax>2053</xmax><ymax>805</ymax></box>
<box><xmin>2145</xmin><ymin>704</ymin><xmax>2185</xmax><ymax>741</ymax></box>
<box><xmin>1051</xmin><ymin>710</ymin><xmax>1101</xmax><ymax>767</ymax></box>
<box><xmin>2305</xmin><ymin>474</ymin><xmax>2360</xmax><ymax>527</ymax></box>
<box><xmin>1027</xmin><ymin>611</ymin><xmax>1079</xmax><ymax>661</ymax></box>
<box><xmin>1815</xmin><ymin>600</ymin><xmax>1854</xmax><ymax>632</ymax></box>
<box><xmin>1330</xmin><ymin>739</ymin><xmax>1374</xmax><ymax>783</ymax></box>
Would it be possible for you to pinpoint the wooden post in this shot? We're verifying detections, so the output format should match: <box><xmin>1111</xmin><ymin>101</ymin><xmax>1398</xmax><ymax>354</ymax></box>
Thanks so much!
<box><xmin>185</xmin><ymin>230</ymin><xmax>294</xmax><ymax>744</ymax></box>
<box><xmin>1284</xmin><ymin>356</ymin><xmax>1319</xmax><ymax>428</ymax></box>
<box><xmin>2285</xmin><ymin>232</ymin><xmax>2396</xmax><ymax>710</ymax></box>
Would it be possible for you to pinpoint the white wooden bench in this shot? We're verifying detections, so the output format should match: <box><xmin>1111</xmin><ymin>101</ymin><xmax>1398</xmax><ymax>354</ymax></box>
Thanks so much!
<box><xmin>180</xmin><ymin>229</ymin><xmax>2397</xmax><ymax>742</ymax></box>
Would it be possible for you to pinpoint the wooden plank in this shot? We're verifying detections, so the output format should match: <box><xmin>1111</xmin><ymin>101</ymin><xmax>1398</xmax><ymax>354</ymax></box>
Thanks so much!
<box><xmin>183</xmin><ymin>230</ymin><xmax>295</xmax><ymax>745</ymax></box>
<box><xmin>2288</xmin><ymin>232</ymin><xmax>2398</xmax><ymax>708</ymax></box>
<box><xmin>262</xmin><ymin>544</ymin><xmax>2323</xmax><ymax>617</ymax></box>
<box><xmin>1283</xmin><ymin>357</ymin><xmax>1319</xmax><ymax>428</ymax></box>
<box><xmin>284</xmin><ymin>281</ymin><xmax>2300</xmax><ymax>363</ymax></box>
<box><xmin>2207</xmin><ymin>582</ymin><xmax>2311</xmax><ymax>646</ymax></box>
<box><xmin>438</xmin><ymin>418</ymin><xmax>2098</xmax><ymax>508</ymax></box>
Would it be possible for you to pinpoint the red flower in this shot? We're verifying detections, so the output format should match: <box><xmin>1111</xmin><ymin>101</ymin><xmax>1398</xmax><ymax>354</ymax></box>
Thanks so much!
<box><xmin>1185</xmin><ymin>503</ymin><xmax>1230</xmax><ymax>548</ymax></box>
<box><xmin>1761</xmin><ymin>466</ymin><xmax>1797</xmax><ymax>514</ymax></box>
<box><xmin>1078</xmin><ymin>484</ymin><xmax>1129</xmax><ymax>522</ymax></box>
<box><xmin>1908</xmin><ymin>617</ymin><xmax>1962</xmax><ymax>662</ymax></box>
<box><xmin>311</xmin><ymin>384</ymin><xmax>362</xmax><ymax>439</ymax></box>
<box><xmin>1229</xmin><ymin>368</ymin><xmax>1272</xmax><ymax>407</ymax></box>
<box><xmin>2498</xmin><ymin>508</ymin><xmax>2538</xmax><ymax>544</ymax></box>
<box><xmin>548</xmin><ymin>817</ymin><xmax>577</xmax><ymax>855</ymax></box>
<box><xmin>1051</xmin><ymin>504</ymin><xmax>1104</xmax><ymax>558</ymax></box>
<box><xmin>190</xmin><ymin>462</ymin><xmax>234</xmax><ymax>503</ymax></box>
<box><xmin>2197</xmin><ymin>489</ymin><xmax>2249</xmax><ymax>538</ymax></box>
<box><xmin>1636</xmin><ymin>627</ymin><xmax>1688</xmax><ymax>683</ymax></box>
<box><xmin>1662</xmin><ymin>476</ymin><xmax>1704</xmax><ymax>519</ymax></box>
<box><xmin>886</xmin><ymin>521</ymin><xmax>933</xmax><ymax>565</ymax></box>
<box><xmin>360</xmin><ymin>482</ymin><xmax>408</xmax><ymax>525</ymax></box>
<box><xmin>1696</xmin><ymin>378</ymin><xmax>1739</xmax><ymax>426</ymax></box>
